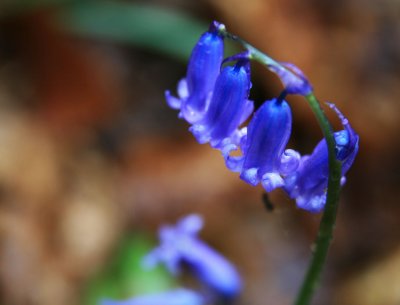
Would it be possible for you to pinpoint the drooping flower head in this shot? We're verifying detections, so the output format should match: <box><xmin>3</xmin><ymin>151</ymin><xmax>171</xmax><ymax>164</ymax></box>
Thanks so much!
<box><xmin>190</xmin><ymin>59</ymin><xmax>253</xmax><ymax>149</ymax></box>
<box><xmin>100</xmin><ymin>288</ymin><xmax>204</xmax><ymax>305</ymax></box>
<box><xmin>143</xmin><ymin>214</ymin><xmax>242</xmax><ymax>300</ymax></box>
<box><xmin>284</xmin><ymin>103</ymin><xmax>359</xmax><ymax>212</ymax></box>
<box><xmin>165</xmin><ymin>22</ymin><xmax>224</xmax><ymax>123</ymax></box>
<box><xmin>240</xmin><ymin>98</ymin><xmax>300</xmax><ymax>191</ymax></box>
<box><xmin>223</xmin><ymin>97</ymin><xmax>300</xmax><ymax>192</ymax></box>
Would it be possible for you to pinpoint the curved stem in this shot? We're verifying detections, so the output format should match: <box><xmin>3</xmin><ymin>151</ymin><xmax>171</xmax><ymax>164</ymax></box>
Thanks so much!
<box><xmin>217</xmin><ymin>26</ymin><xmax>289</xmax><ymax>75</ymax></box>
<box><xmin>220</xmin><ymin>26</ymin><xmax>343</xmax><ymax>305</ymax></box>
<box><xmin>293</xmin><ymin>94</ymin><xmax>342</xmax><ymax>305</ymax></box>
<box><xmin>250</xmin><ymin>53</ymin><xmax>343</xmax><ymax>304</ymax></box>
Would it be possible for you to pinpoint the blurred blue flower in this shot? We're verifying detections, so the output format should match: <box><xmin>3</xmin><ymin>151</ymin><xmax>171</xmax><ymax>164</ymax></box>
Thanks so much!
<box><xmin>143</xmin><ymin>214</ymin><xmax>242</xmax><ymax>299</ymax></box>
<box><xmin>284</xmin><ymin>103</ymin><xmax>359</xmax><ymax>212</ymax></box>
<box><xmin>165</xmin><ymin>22</ymin><xmax>224</xmax><ymax>123</ymax></box>
<box><xmin>100</xmin><ymin>288</ymin><xmax>204</xmax><ymax>305</ymax></box>
<box><xmin>223</xmin><ymin>97</ymin><xmax>300</xmax><ymax>192</ymax></box>
<box><xmin>190</xmin><ymin>59</ymin><xmax>253</xmax><ymax>149</ymax></box>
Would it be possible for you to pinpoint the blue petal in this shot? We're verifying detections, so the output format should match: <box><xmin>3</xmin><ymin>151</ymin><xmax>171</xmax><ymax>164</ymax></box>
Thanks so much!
<box><xmin>99</xmin><ymin>289</ymin><xmax>204</xmax><ymax>305</ymax></box>
<box><xmin>280</xmin><ymin>149</ymin><xmax>302</xmax><ymax>174</ymax></box>
<box><xmin>261</xmin><ymin>173</ymin><xmax>284</xmax><ymax>192</ymax></box>
<box><xmin>176</xmin><ymin>214</ymin><xmax>203</xmax><ymax>235</ymax></box>
<box><xmin>221</xmin><ymin>138</ymin><xmax>245</xmax><ymax>173</ymax></box>
<box><xmin>190</xmin><ymin>60</ymin><xmax>253</xmax><ymax>148</ymax></box>
<box><xmin>183</xmin><ymin>239</ymin><xmax>242</xmax><ymax>299</ymax></box>
<box><xmin>239</xmin><ymin>98</ymin><xmax>299</xmax><ymax>191</ymax></box>
<box><xmin>296</xmin><ymin>193</ymin><xmax>327</xmax><ymax>213</ymax></box>
<box><xmin>284</xmin><ymin>144</ymin><xmax>330</xmax><ymax>212</ymax></box>
<box><xmin>327</xmin><ymin>103</ymin><xmax>359</xmax><ymax>173</ymax></box>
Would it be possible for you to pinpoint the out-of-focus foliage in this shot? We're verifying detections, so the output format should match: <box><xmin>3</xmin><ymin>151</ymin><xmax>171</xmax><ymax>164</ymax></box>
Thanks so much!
<box><xmin>83</xmin><ymin>235</ymin><xmax>175</xmax><ymax>305</ymax></box>
<box><xmin>1</xmin><ymin>0</ymin><xmax>209</xmax><ymax>60</ymax></box>
<box><xmin>58</xmin><ymin>1</ymin><xmax>207</xmax><ymax>61</ymax></box>
<box><xmin>1</xmin><ymin>0</ymin><xmax>240</xmax><ymax>61</ymax></box>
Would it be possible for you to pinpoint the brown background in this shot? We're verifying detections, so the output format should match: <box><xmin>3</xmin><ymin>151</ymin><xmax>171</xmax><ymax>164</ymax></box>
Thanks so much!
<box><xmin>0</xmin><ymin>1</ymin><xmax>399</xmax><ymax>305</ymax></box>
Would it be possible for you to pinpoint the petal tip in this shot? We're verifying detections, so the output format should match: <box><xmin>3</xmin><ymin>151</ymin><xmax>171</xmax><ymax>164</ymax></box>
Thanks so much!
<box><xmin>261</xmin><ymin>172</ymin><xmax>284</xmax><ymax>192</ymax></box>
<box><xmin>240</xmin><ymin>168</ymin><xmax>259</xmax><ymax>186</ymax></box>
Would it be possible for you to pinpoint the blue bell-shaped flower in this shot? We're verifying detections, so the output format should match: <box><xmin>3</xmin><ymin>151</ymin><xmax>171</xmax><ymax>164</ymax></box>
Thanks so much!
<box><xmin>143</xmin><ymin>214</ymin><xmax>242</xmax><ymax>300</ymax></box>
<box><xmin>190</xmin><ymin>59</ymin><xmax>253</xmax><ymax>149</ymax></box>
<box><xmin>100</xmin><ymin>288</ymin><xmax>204</xmax><ymax>305</ymax></box>
<box><xmin>165</xmin><ymin>22</ymin><xmax>224</xmax><ymax>123</ymax></box>
<box><xmin>284</xmin><ymin>103</ymin><xmax>359</xmax><ymax>213</ymax></box>
<box><xmin>224</xmin><ymin>97</ymin><xmax>300</xmax><ymax>192</ymax></box>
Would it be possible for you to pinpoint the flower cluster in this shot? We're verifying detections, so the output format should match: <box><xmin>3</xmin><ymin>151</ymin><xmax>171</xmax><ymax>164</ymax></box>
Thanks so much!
<box><xmin>101</xmin><ymin>214</ymin><xmax>241</xmax><ymax>305</ymax></box>
<box><xmin>166</xmin><ymin>21</ymin><xmax>359</xmax><ymax>213</ymax></box>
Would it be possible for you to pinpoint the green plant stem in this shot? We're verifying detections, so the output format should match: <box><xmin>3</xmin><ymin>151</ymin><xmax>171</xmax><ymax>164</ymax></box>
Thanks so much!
<box><xmin>293</xmin><ymin>94</ymin><xmax>342</xmax><ymax>305</ymax></box>
<box><xmin>218</xmin><ymin>27</ymin><xmax>288</xmax><ymax>74</ymax></box>
<box><xmin>221</xmin><ymin>26</ymin><xmax>343</xmax><ymax>305</ymax></box>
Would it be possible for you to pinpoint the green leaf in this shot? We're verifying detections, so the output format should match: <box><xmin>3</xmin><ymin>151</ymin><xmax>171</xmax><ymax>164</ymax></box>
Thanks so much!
<box><xmin>58</xmin><ymin>1</ymin><xmax>207</xmax><ymax>61</ymax></box>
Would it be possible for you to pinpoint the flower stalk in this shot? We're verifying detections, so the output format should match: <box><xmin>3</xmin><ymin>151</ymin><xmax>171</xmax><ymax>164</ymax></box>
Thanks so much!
<box><xmin>220</xmin><ymin>30</ymin><xmax>343</xmax><ymax>305</ymax></box>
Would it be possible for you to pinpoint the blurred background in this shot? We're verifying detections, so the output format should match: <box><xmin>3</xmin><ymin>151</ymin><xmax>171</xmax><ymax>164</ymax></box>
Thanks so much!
<box><xmin>0</xmin><ymin>1</ymin><xmax>399</xmax><ymax>305</ymax></box>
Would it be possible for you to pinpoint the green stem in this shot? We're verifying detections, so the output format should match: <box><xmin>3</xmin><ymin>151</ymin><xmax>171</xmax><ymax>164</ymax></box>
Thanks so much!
<box><xmin>293</xmin><ymin>94</ymin><xmax>342</xmax><ymax>305</ymax></box>
<box><xmin>217</xmin><ymin>26</ymin><xmax>289</xmax><ymax>74</ymax></box>
<box><xmin>220</xmin><ymin>26</ymin><xmax>343</xmax><ymax>305</ymax></box>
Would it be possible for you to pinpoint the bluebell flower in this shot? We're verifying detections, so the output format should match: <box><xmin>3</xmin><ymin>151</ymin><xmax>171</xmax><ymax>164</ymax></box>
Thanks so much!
<box><xmin>284</xmin><ymin>103</ymin><xmax>359</xmax><ymax>212</ymax></box>
<box><xmin>190</xmin><ymin>59</ymin><xmax>253</xmax><ymax>149</ymax></box>
<box><xmin>223</xmin><ymin>97</ymin><xmax>300</xmax><ymax>192</ymax></box>
<box><xmin>269</xmin><ymin>62</ymin><xmax>312</xmax><ymax>95</ymax></box>
<box><xmin>100</xmin><ymin>288</ymin><xmax>204</xmax><ymax>305</ymax></box>
<box><xmin>165</xmin><ymin>22</ymin><xmax>224</xmax><ymax>123</ymax></box>
<box><xmin>143</xmin><ymin>214</ymin><xmax>242</xmax><ymax>299</ymax></box>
